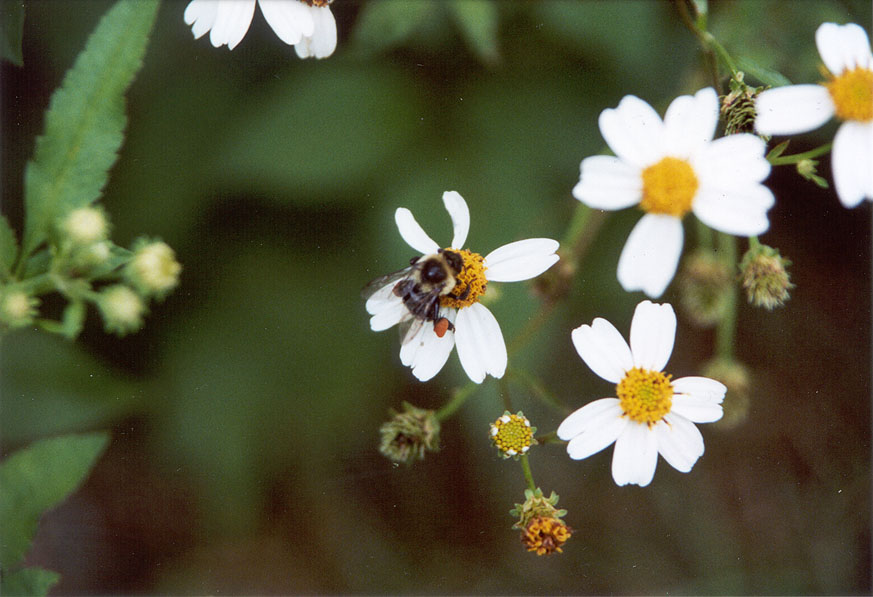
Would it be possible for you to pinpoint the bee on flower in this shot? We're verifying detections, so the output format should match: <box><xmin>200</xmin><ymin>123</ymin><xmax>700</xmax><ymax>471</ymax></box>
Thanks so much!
<box><xmin>184</xmin><ymin>0</ymin><xmax>337</xmax><ymax>58</ymax></box>
<box><xmin>755</xmin><ymin>22</ymin><xmax>873</xmax><ymax>208</ymax></box>
<box><xmin>364</xmin><ymin>191</ymin><xmax>559</xmax><ymax>383</ymax></box>
<box><xmin>573</xmin><ymin>87</ymin><xmax>775</xmax><ymax>298</ymax></box>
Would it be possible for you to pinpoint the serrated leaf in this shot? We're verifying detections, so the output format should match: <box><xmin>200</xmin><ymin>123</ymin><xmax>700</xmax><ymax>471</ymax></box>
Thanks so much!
<box><xmin>736</xmin><ymin>55</ymin><xmax>792</xmax><ymax>88</ymax></box>
<box><xmin>351</xmin><ymin>0</ymin><xmax>435</xmax><ymax>53</ymax></box>
<box><xmin>0</xmin><ymin>1</ymin><xmax>25</xmax><ymax>67</ymax></box>
<box><xmin>0</xmin><ymin>567</ymin><xmax>60</xmax><ymax>596</ymax></box>
<box><xmin>20</xmin><ymin>0</ymin><xmax>160</xmax><ymax>259</ymax></box>
<box><xmin>0</xmin><ymin>214</ymin><xmax>19</xmax><ymax>278</ymax></box>
<box><xmin>447</xmin><ymin>0</ymin><xmax>499</xmax><ymax>65</ymax></box>
<box><xmin>0</xmin><ymin>432</ymin><xmax>110</xmax><ymax>567</ymax></box>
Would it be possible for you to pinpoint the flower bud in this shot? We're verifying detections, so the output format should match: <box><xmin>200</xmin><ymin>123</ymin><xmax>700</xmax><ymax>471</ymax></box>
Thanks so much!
<box><xmin>126</xmin><ymin>239</ymin><xmax>181</xmax><ymax>298</ymax></box>
<box><xmin>378</xmin><ymin>402</ymin><xmax>440</xmax><ymax>465</ymax></box>
<box><xmin>489</xmin><ymin>411</ymin><xmax>536</xmax><ymax>459</ymax></box>
<box><xmin>678</xmin><ymin>251</ymin><xmax>733</xmax><ymax>327</ymax></box>
<box><xmin>61</xmin><ymin>206</ymin><xmax>109</xmax><ymax>246</ymax></box>
<box><xmin>0</xmin><ymin>289</ymin><xmax>39</xmax><ymax>329</ymax></box>
<box><xmin>97</xmin><ymin>285</ymin><xmax>145</xmax><ymax>336</ymax></box>
<box><xmin>739</xmin><ymin>244</ymin><xmax>794</xmax><ymax>310</ymax></box>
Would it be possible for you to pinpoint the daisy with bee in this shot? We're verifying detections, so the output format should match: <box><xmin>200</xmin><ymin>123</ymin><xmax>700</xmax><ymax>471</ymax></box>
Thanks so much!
<box><xmin>364</xmin><ymin>191</ymin><xmax>560</xmax><ymax>383</ymax></box>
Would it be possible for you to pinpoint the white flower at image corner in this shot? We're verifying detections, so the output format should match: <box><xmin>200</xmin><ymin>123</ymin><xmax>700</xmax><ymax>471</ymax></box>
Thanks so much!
<box><xmin>557</xmin><ymin>301</ymin><xmax>726</xmax><ymax>487</ymax></box>
<box><xmin>573</xmin><ymin>87</ymin><xmax>775</xmax><ymax>298</ymax></box>
<box><xmin>755</xmin><ymin>22</ymin><xmax>873</xmax><ymax>208</ymax></box>
<box><xmin>365</xmin><ymin>191</ymin><xmax>560</xmax><ymax>384</ymax></box>
<box><xmin>183</xmin><ymin>0</ymin><xmax>337</xmax><ymax>58</ymax></box>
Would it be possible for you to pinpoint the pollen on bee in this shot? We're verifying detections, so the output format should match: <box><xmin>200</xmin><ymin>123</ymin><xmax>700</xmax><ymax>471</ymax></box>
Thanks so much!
<box><xmin>434</xmin><ymin>317</ymin><xmax>450</xmax><ymax>338</ymax></box>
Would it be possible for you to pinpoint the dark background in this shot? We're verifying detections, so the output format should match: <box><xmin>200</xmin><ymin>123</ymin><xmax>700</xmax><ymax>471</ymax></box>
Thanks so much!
<box><xmin>2</xmin><ymin>0</ymin><xmax>870</xmax><ymax>593</ymax></box>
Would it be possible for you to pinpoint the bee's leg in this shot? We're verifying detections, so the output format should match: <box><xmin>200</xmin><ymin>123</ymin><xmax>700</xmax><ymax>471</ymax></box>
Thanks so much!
<box><xmin>456</xmin><ymin>284</ymin><xmax>471</xmax><ymax>302</ymax></box>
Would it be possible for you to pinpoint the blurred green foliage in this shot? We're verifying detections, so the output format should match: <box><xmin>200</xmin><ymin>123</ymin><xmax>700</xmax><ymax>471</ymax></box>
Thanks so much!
<box><xmin>1</xmin><ymin>0</ymin><xmax>870</xmax><ymax>594</ymax></box>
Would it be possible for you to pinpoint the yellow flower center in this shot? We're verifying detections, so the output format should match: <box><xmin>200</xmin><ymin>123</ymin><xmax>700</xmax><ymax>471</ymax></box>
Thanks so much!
<box><xmin>522</xmin><ymin>516</ymin><xmax>572</xmax><ymax>556</ymax></box>
<box><xmin>640</xmin><ymin>157</ymin><xmax>699</xmax><ymax>217</ymax></box>
<box><xmin>490</xmin><ymin>413</ymin><xmax>534</xmax><ymax>456</ymax></box>
<box><xmin>439</xmin><ymin>248</ymin><xmax>487</xmax><ymax>309</ymax></box>
<box><xmin>824</xmin><ymin>67</ymin><xmax>873</xmax><ymax>122</ymax></box>
<box><xmin>616</xmin><ymin>367</ymin><xmax>674</xmax><ymax>425</ymax></box>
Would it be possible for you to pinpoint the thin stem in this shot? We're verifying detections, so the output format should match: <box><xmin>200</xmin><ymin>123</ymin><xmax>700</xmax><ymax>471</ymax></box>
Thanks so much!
<box><xmin>534</xmin><ymin>430</ymin><xmax>564</xmax><ymax>446</ymax></box>
<box><xmin>498</xmin><ymin>376</ymin><xmax>514</xmax><ymax>413</ymax></box>
<box><xmin>769</xmin><ymin>143</ymin><xmax>832</xmax><ymax>166</ymax></box>
<box><xmin>519</xmin><ymin>454</ymin><xmax>536</xmax><ymax>492</ymax></box>
<box><xmin>508</xmin><ymin>367</ymin><xmax>567</xmax><ymax>415</ymax></box>
<box><xmin>435</xmin><ymin>381</ymin><xmax>478</xmax><ymax>421</ymax></box>
<box><xmin>715</xmin><ymin>232</ymin><xmax>738</xmax><ymax>360</ymax></box>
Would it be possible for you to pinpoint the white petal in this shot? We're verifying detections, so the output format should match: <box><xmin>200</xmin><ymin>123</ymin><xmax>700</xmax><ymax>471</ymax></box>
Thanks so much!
<box><xmin>671</xmin><ymin>393</ymin><xmax>724</xmax><ymax>423</ymax></box>
<box><xmin>754</xmin><ymin>85</ymin><xmax>835</xmax><ymax>136</ymax></box>
<box><xmin>611</xmin><ymin>422</ymin><xmax>658</xmax><ymax>487</ymax></box>
<box><xmin>693</xmin><ymin>183</ymin><xmax>774</xmax><ymax>236</ymax></box>
<box><xmin>816</xmin><ymin>22</ymin><xmax>873</xmax><ymax>75</ymax></box>
<box><xmin>571</xmin><ymin>318</ymin><xmax>633</xmax><ymax>384</ymax></box>
<box><xmin>294</xmin><ymin>5</ymin><xmax>337</xmax><ymax>59</ymax></box>
<box><xmin>207</xmin><ymin>0</ymin><xmax>257</xmax><ymax>49</ymax></box>
<box><xmin>184</xmin><ymin>0</ymin><xmax>219</xmax><ymax>38</ymax></box>
<box><xmin>454</xmin><ymin>303</ymin><xmax>507</xmax><ymax>383</ymax></box>
<box><xmin>365</xmin><ymin>282</ymin><xmax>398</xmax><ymax>314</ymax></box>
<box><xmin>692</xmin><ymin>133</ymin><xmax>771</xmax><ymax>187</ymax></box>
<box><xmin>368</xmin><ymin>299</ymin><xmax>408</xmax><ymax>332</ymax></box>
<box><xmin>832</xmin><ymin>121</ymin><xmax>873</xmax><ymax>208</ymax></box>
<box><xmin>566</xmin><ymin>412</ymin><xmax>627</xmax><ymax>460</ymax></box>
<box><xmin>258</xmin><ymin>0</ymin><xmax>312</xmax><ymax>45</ymax></box>
<box><xmin>572</xmin><ymin>155</ymin><xmax>643</xmax><ymax>210</ymax></box>
<box><xmin>399</xmin><ymin>316</ymin><xmax>456</xmax><ymax>382</ymax></box>
<box><xmin>557</xmin><ymin>397</ymin><xmax>622</xmax><ymax>439</ymax></box>
<box><xmin>616</xmin><ymin>214</ymin><xmax>683</xmax><ymax>298</ymax></box>
<box><xmin>395</xmin><ymin>208</ymin><xmax>440</xmax><ymax>255</ymax></box>
<box><xmin>672</xmin><ymin>376</ymin><xmax>726</xmax><ymax>403</ymax></box>
<box><xmin>484</xmin><ymin>239</ymin><xmax>559</xmax><ymax>282</ymax></box>
<box><xmin>655</xmin><ymin>415</ymin><xmax>705</xmax><ymax>473</ymax></box>
<box><xmin>599</xmin><ymin>95</ymin><xmax>666</xmax><ymax>168</ymax></box>
<box><xmin>629</xmin><ymin>300</ymin><xmax>675</xmax><ymax>372</ymax></box>
<box><xmin>662</xmin><ymin>88</ymin><xmax>719</xmax><ymax>157</ymax></box>
<box><xmin>442</xmin><ymin>191</ymin><xmax>470</xmax><ymax>249</ymax></box>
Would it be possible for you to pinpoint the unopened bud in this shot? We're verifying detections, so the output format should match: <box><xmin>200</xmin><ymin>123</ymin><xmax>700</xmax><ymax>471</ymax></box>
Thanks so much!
<box><xmin>126</xmin><ymin>239</ymin><xmax>181</xmax><ymax>298</ymax></box>
<box><xmin>0</xmin><ymin>289</ymin><xmax>39</xmax><ymax>329</ymax></box>
<box><xmin>97</xmin><ymin>285</ymin><xmax>145</xmax><ymax>336</ymax></box>
<box><xmin>61</xmin><ymin>206</ymin><xmax>109</xmax><ymax>246</ymax></box>
<box><xmin>678</xmin><ymin>251</ymin><xmax>732</xmax><ymax>327</ymax></box>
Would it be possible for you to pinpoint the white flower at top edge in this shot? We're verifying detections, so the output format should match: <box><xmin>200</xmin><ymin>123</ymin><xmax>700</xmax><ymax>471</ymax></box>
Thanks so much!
<box><xmin>184</xmin><ymin>0</ymin><xmax>337</xmax><ymax>58</ymax></box>
<box><xmin>365</xmin><ymin>191</ymin><xmax>560</xmax><ymax>384</ymax></box>
<box><xmin>755</xmin><ymin>22</ymin><xmax>873</xmax><ymax>208</ymax></box>
<box><xmin>557</xmin><ymin>301</ymin><xmax>725</xmax><ymax>487</ymax></box>
<box><xmin>573</xmin><ymin>87</ymin><xmax>775</xmax><ymax>298</ymax></box>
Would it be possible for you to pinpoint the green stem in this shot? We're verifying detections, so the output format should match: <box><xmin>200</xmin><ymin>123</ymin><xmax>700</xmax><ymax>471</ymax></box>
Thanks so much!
<box><xmin>769</xmin><ymin>143</ymin><xmax>832</xmax><ymax>166</ymax></box>
<box><xmin>498</xmin><ymin>376</ymin><xmax>514</xmax><ymax>413</ymax></box>
<box><xmin>534</xmin><ymin>430</ymin><xmax>564</xmax><ymax>446</ymax></box>
<box><xmin>519</xmin><ymin>454</ymin><xmax>536</xmax><ymax>491</ymax></box>
<box><xmin>434</xmin><ymin>381</ymin><xmax>479</xmax><ymax>421</ymax></box>
<box><xmin>673</xmin><ymin>0</ymin><xmax>738</xmax><ymax>92</ymax></box>
<box><xmin>508</xmin><ymin>368</ymin><xmax>566</xmax><ymax>414</ymax></box>
<box><xmin>715</xmin><ymin>232</ymin><xmax>738</xmax><ymax>360</ymax></box>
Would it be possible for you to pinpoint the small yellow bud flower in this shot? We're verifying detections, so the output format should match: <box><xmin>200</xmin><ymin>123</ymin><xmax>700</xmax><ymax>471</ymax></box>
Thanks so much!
<box><xmin>97</xmin><ymin>285</ymin><xmax>145</xmax><ymax>336</ymax></box>
<box><xmin>61</xmin><ymin>206</ymin><xmax>109</xmax><ymax>246</ymax></box>
<box><xmin>126</xmin><ymin>240</ymin><xmax>182</xmax><ymax>298</ymax></box>
<box><xmin>489</xmin><ymin>411</ymin><xmax>536</xmax><ymax>459</ymax></box>
<box><xmin>0</xmin><ymin>289</ymin><xmax>39</xmax><ymax>328</ymax></box>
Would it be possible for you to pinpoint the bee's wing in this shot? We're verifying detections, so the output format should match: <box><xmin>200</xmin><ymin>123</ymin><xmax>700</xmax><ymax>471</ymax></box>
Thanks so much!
<box><xmin>397</xmin><ymin>315</ymin><xmax>428</xmax><ymax>347</ymax></box>
<box><xmin>361</xmin><ymin>266</ymin><xmax>415</xmax><ymax>301</ymax></box>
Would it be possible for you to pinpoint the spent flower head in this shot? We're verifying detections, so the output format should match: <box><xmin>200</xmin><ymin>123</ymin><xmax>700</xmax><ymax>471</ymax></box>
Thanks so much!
<box><xmin>489</xmin><ymin>411</ymin><xmax>537</xmax><ymax>459</ymax></box>
<box><xmin>755</xmin><ymin>22</ymin><xmax>873</xmax><ymax>207</ymax></box>
<box><xmin>573</xmin><ymin>87</ymin><xmax>774</xmax><ymax>297</ymax></box>
<box><xmin>378</xmin><ymin>402</ymin><xmax>440</xmax><ymax>465</ymax></box>
<box><xmin>184</xmin><ymin>0</ymin><xmax>337</xmax><ymax>58</ymax></box>
<box><xmin>365</xmin><ymin>191</ymin><xmax>559</xmax><ymax>383</ymax></box>
<box><xmin>558</xmin><ymin>301</ymin><xmax>726</xmax><ymax>487</ymax></box>
<box><xmin>722</xmin><ymin>72</ymin><xmax>766</xmax><ymax>136</ymax></box>
<box><xmin>510</xmin><ymin>488</ymin><xmax>571</xmax><ymax>556</ymax></box>
<box><xmin>739</xmin><ymin>244</ymin><xmax>793</xmax><ymax>310</ymax></box>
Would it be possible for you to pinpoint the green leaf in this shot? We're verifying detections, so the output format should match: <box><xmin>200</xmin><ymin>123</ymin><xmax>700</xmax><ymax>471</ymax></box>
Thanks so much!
<box><xmin>20</xmin><ymin>0</ymin><xmax>160</xmax><ymax>260</ymax></box>
<box><xmin>351</xmin><ymin>0</ymin><xmax>435</xmax><ymax>53</ymax></box>
<box><xmin>736</xmin><ymin>55</ymin><xmax>792</xmax><ymax>88</ymax></box>
<box><xmin>1</xmin><ymin>567</ymin><xmax>60</xmax><ymax>596</ymax></box>
<box><xmin>766</xmin><ymin>140</ymin><xmax>790</xmax><ymax>161</ymax></box>
<box><xmin>0</xmin><ymin>432</ymin><xmax>110</xmax><ymax>567</ymax></box>
<box><xmin>0</xmin><ymin>1</ymin><xmax>24</xmax><ymax>66</ymax></box>
<box><xmin>447</xmin><ymin>0</ymin><xmax>499</xmax><ymax>65</ymax></box>
<box><xmin>0</xmin><ymin>214</ymin><xmax>19</xmax><ymax>279</ymax></box>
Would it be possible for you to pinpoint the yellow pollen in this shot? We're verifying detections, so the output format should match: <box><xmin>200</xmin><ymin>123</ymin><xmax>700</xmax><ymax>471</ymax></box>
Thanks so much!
<box><xmin>824</xmin><ymin>67</ymin><xmax>873</xmax><ymax>122</ymax></box>
<box><xmin>490</xmin><ymin>414</ymin><xmax>533</xmax><ymax>456</ymax></box>
<box><xmin>522</xmin><ymin>516</ymin><xmax>572</xmax><ymax>556</ymax></box>
<box><xmin>616</xmin><ymin>367</ymin><xmax>674</xmax><ymax>425</ymax></box>
<box><xmin>640</xmin><ymin>157</ymin><xmax>698</xmax><ymax>217</ymax></box>
<box><xmin>440</xmin><ymin>248</ymin><xmax>487</xmax><ymax>309</ymax></box>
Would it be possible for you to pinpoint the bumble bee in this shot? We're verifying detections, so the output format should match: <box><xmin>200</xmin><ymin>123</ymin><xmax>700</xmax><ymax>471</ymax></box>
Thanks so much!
<box><xmin>364</xmin><ymin>248</ymin><xmax>464</xmax><ymax>340</ymax></box>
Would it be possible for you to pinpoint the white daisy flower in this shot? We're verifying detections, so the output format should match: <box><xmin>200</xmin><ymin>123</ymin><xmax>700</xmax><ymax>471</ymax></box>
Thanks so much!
<box><xmin>365</xmin><ymin>191</ymin><xmax>560</xmax><ymax>384</ymax></box>
<box><xmin>573</xmin><ymin>87</ymin><xmax>775</xmax><ymax>298</ymax></box>
<box><xmin>557</xmin><ymin>301</ymin><xmax>725</xmax><ymax>487</ymax></box>
<box><xmin>184</xmin><ymin>0</ymin><xmax>337</xmax><ymax>58</ymax></box>
<box><xmin>755</xmin><ymin>22</ymin><xmax>873</xmax><ymax>208</ymax></box>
